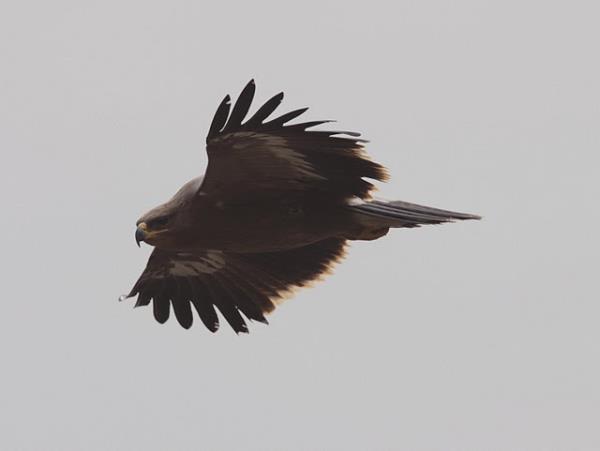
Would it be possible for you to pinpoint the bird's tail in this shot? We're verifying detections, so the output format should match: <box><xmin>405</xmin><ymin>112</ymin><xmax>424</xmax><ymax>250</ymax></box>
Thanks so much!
<box><xmin>349</xmin><ymin>199</ymin><xmax>481</xmax><ymax>230</ymax></box>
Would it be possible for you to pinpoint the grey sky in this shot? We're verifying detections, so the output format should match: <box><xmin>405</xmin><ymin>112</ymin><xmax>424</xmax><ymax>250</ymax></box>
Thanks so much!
<box><xmin>1</xmin><ymin>1</ymin><xmax>599</xmax><ymax>450</ymax></box>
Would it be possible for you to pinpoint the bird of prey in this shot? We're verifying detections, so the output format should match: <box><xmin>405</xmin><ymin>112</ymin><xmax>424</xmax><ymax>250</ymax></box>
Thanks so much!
<box><xmin>122</xmin><ymin>80</ymin><xmax>479</xmax><ymax>333</ymax></box>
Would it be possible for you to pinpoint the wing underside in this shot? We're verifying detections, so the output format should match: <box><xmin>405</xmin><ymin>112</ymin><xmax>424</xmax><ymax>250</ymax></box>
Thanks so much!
<box><xmin>126</xmin><ymin>238</ymin><xmax>347</xmax><ymax>333</ymax></box>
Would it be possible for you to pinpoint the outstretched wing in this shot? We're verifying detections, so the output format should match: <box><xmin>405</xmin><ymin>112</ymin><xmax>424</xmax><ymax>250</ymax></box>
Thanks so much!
<box><xmin>199</xmin><ymin>80</ymin><xmax>388</xmax><ymax>202</ymax></box>
<box><xmin>125</xmin><ymin>238</ymin><xmax>347</xmax><ymax>333</ymax></box>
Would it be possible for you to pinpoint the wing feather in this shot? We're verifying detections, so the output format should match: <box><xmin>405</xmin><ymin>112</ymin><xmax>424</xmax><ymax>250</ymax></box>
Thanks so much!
<box><xmin>223</xmin><ymin>79</ymin><xmax>256</xmax><ymax>133</ymax></box>
<box><xmin>206</xmin><ymin>95</ymin><xmax>231</xmax><ymax>141</ymax></box>
<box><xmin>210</xmin><ymin>276</ymin><xmax>249</xmax><ymax>334</ymax></box>
<box><xmin>172</xmin><ymin>295</ymin><xmax>193</xmax><ymax>329</ymax></box>
<box><xmin>124</xmin><ymin>238</ymin><xmax>347</xmax><ymax>333</ymax></box>
<box><xmin>201</xmin><ymin>81</ymin><xmax>387</xmax><ymax>202</ymax></box>
<box><xmin>190</xmin><ymin>280</ymin><xmax>220</xmax><ymax>332</ymax></box>
<box><xmin>153</xmin><ymin>293</ymin><xmax>170</xmax><ymax>324</ymax></box>
<box><xmin>282</xmin><ymin>120</ymin><xmax>334</xmax><ymax>131</ymax></box>
<box><xmin>135</xmin><ymin>291</ymin><xmax>152</xmax><ymax>308</ymax></box>
<box><xmin>262</xmin><ymin>107</ymin><xmax>309</xmax><ymax>128</ymax></box>
<box><xmin>243</xmin><ymin>92</ymin><xmax>284</xmax><ymax>128</ymax></box>
<box><xmin>218</xmin><ymin>270</ymin><xmax>270</xmax><ymax>323</ymax></box>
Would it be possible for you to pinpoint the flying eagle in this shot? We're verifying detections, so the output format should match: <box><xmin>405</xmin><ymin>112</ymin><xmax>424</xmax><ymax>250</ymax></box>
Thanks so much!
<box><xmin>122</xmin><ymin>80</ymin><xmax>480</xmax><ymax>333</ymax></box>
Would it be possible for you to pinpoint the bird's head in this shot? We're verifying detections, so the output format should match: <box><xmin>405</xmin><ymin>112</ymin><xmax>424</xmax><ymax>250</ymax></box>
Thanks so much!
<box><xmin>135</xmin><ymin>205</ymin><xmax>176</xmax><ymax>247</ymax></box>
<box><xmin>134</xmin><ymin>177</ymin><xmax>202</xmax><ymax>248</ymax></box>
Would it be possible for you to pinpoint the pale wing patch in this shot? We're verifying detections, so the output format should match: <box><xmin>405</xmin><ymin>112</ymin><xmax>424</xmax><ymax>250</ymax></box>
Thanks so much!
<box><xmin>166</xmin><ymin>251</ymin><xmax>226</xmax><ymax>277</ymax></box>
<box><xmin>228</xmin><ymin>132</ymin><xmax>325</xmax><ymax>181</ymax></box>
<box><xmin>346</xmin><ymin>196</ymin><xmax>366</xmax><ymax>206</ymax></box>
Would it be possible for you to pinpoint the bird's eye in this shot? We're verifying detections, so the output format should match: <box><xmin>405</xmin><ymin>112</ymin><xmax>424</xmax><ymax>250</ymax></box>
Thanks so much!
<box><xmin>148</xmin><ymin>216</ymin><xmax>170</xmax><ymax>229</ymax></box>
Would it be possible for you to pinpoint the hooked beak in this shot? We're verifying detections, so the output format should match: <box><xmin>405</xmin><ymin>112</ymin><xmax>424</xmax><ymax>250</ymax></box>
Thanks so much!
<box><xmin>135</xmin><ymin>222</ymin><xmax>147</xmax><ymax>247</ymax></box>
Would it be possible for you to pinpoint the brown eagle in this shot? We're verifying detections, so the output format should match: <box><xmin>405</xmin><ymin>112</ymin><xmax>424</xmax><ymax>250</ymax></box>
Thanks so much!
<box><xmin>122</xmin><ymin>80</ymin><xmax>479</xmax><ymax>333</ymax></box>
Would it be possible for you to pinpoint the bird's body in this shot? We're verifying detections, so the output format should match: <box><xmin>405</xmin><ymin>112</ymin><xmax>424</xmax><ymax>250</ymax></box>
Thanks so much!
<box><xmin>143</xmin><ymin>176</ymin><xmax>362</xmax><ymax>253</ymax></box>
<box><xmin>124</xmin><ymin>80</ymin><xmax>479</xmax><ymax>333</ymax></box>
<box><xmin>191</xmin><ymin>200</ymin><xmax>349</xmax><ymax>253</ymax></box>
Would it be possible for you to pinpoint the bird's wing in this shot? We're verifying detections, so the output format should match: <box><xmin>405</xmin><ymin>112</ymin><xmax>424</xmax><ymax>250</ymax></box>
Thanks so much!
<box><xmin>125</xmin><ymin>238</ymin><xmax>347</xmax><ymax>333</ymax></box>
<box><xmin>199</xmin><ymin>80</ymin><xmax>388</xmax><ymax>202</ymax></box>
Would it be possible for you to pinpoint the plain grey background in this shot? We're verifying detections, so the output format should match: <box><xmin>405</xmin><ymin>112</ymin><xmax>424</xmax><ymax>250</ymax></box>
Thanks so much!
<box><xmin>1</xmin><ymin>1</ymin><xmax>598</xmax><ymax>450</ymax></box>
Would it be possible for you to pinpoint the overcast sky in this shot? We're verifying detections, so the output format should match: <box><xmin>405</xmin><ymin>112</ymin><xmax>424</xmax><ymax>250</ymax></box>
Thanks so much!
<box><xmin>2</xmin><ymin>1</ymin><xmax>599</xmax><ymax>450</ymax></box>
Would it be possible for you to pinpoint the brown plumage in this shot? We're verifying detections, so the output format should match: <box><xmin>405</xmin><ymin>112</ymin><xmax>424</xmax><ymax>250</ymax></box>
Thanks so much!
<box><xmin>123</xmin><ymin>80</ymin><xmax>480</xmax><ymax>333</ymax></box>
